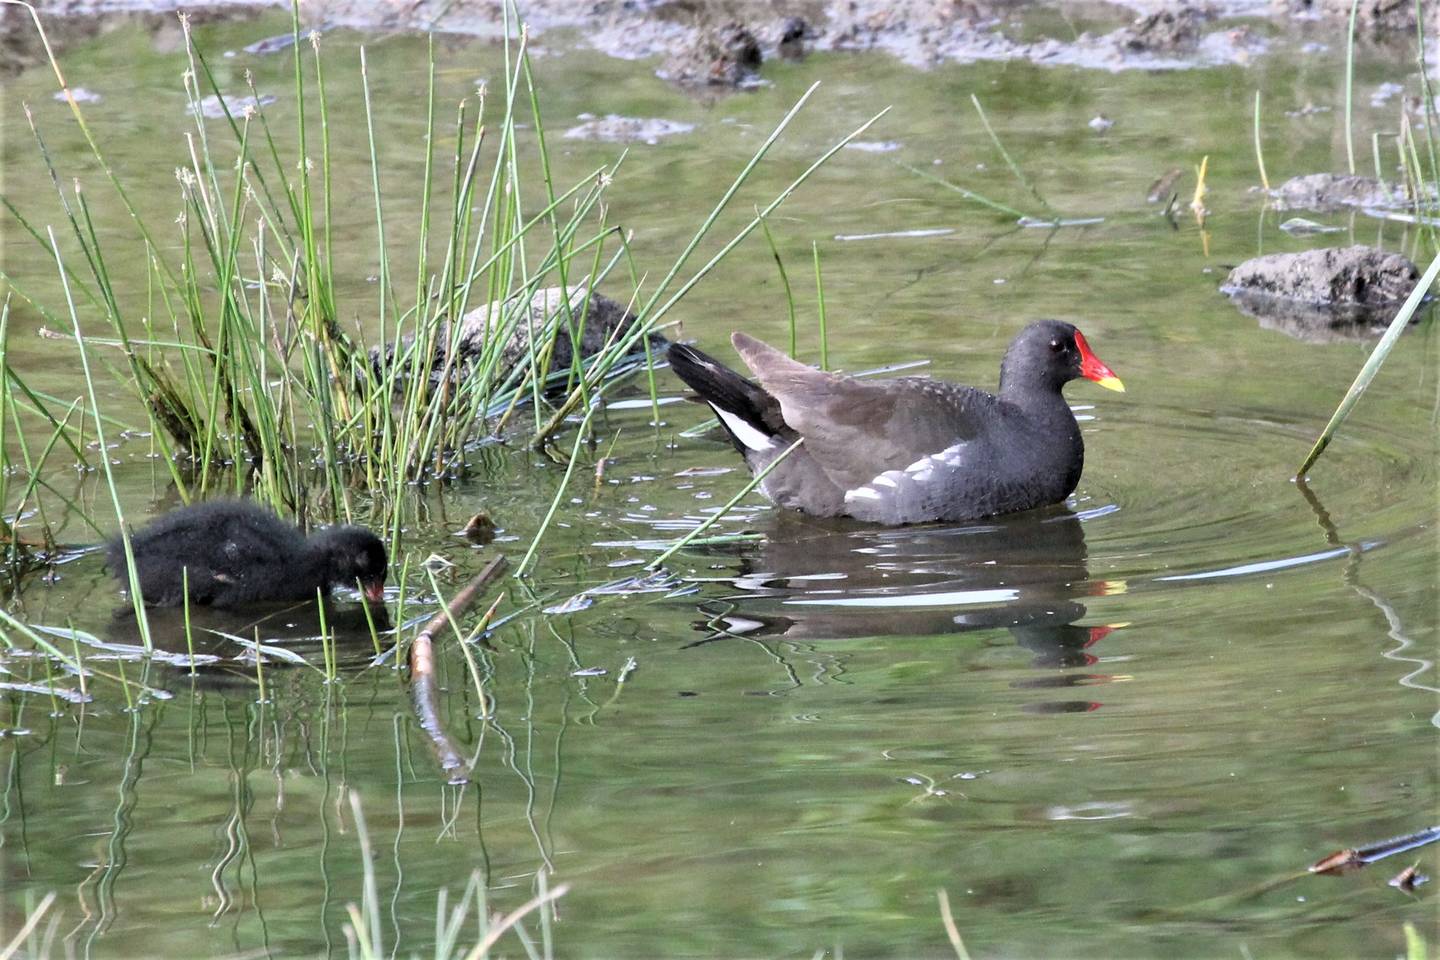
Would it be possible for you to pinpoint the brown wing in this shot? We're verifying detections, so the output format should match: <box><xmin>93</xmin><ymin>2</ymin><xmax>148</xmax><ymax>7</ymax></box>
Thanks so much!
<box><xmin>731</xmin><ymin>332</ymin><xmax>994</xmax><ymax>493</ymax></box>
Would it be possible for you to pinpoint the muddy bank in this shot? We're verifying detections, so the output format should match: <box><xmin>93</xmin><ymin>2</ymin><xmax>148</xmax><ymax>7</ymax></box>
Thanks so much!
<box><xmin>322</xmin><ymin>0</ymin><xmax>1273</xmax><ymax>71</ymax></box>
<box><xmin>1271</xmin><ymin>0</ymin><xmax>1431</xmax><ymax>37</ymax></box>
<box><xmin>16</xmin><ymin>0</ymin><xmax>1416</xmax><ymax>77</ymax></box>
<box><xmin>2</xmin><ymin>4</ymin><xmax>260</xmax><ymax>77</ymax></box>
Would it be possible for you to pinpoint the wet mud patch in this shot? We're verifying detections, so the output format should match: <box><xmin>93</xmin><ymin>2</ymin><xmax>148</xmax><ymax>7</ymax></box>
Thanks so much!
<box><xmin>813</xmin><ymin>0</ymin><xmax>1269</xmax><ymax>68</ymax></box>
<box><xmin>563</xmin><ymin>114</ymin><xmax>696</xmax><ymax>144</ymax></box>
<box><xmin>0</xmin><ymin>3</ymin><xmax>258</xmax><ymax>77</ymax></box>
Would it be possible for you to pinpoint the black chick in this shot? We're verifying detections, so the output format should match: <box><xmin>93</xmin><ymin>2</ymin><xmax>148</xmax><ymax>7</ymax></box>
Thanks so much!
<box><xmin>108</xmin><ymin>500</ymin><xmax>388</xmax><ymax>608</ymax></box>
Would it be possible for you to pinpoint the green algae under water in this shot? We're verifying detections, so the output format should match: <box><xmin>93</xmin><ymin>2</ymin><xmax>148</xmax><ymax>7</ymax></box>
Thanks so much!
<box><xmin>0</xmin><ymin>12</ymin><xmax>1436</xmax><ymax>957</ymax></box>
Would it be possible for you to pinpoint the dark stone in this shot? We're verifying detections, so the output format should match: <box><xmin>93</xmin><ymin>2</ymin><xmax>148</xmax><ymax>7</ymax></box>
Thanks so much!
<box><xmin>1220</xmin><ymin>245</ymin><xmax>1424</xmax><ymax>342</ymax></box>
<box><xmin>369</xmin><ymin>286</ymin><xmax>667</xmax><ymax>398</ymax></box>
<box><xmin>1121</xmin><ymin>6</ymin><xmax>1210</xmax><ymax>52</ymax></box>
<box><xmin>1270</xmin><ymin>173</ymin><xmax>1412</xmax><ymax>212</ymax></box>
<box><xmin>661</xmin><ymin>20</ymin><xmax>763</xmax><ymax>87</ymax></box>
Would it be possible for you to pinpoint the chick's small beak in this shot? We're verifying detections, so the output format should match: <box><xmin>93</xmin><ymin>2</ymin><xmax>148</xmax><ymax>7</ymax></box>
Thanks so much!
<box><xmin>363</xmin><ymin>579</ymin><xmax>386</xmax><ymax>603</ymax></box>
<box><xmin>1074</xmin><ymin>330</ymin><xmax>1125</xmax><ymax>393</ymax></box>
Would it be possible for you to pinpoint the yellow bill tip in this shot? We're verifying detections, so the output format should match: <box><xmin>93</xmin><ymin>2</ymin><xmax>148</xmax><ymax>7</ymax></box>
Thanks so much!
<box><xmin>1093</xmin><ymin>376</ymin><xmax>1125</xmax><ymax>393</ymax></box>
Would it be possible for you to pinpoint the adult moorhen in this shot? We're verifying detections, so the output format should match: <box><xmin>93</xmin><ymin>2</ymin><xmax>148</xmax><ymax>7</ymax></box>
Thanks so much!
<box><xmin>109</xmin><ymin>500</ymin><xmax>389</xmax><ymax>607</ymax></box>
<box><xmin>667</xmin><ymin>320</ymin><xmax>1123</xmax><ymax>524</ymax></box>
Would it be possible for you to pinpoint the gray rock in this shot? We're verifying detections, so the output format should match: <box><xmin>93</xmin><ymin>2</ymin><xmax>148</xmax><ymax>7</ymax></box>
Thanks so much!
<box><xmin>1269</xmin><ymin>173</ymin><xmax>1401</xmax><ymax>212</ymax></box>
<box><xmin>660</xmin><ymin>20</ymin><xmax>762</xmax><ymax>88</ymax></box>
<box><xmin>1220</xmin><ymin>245</ymin><xmax>1423</xmax><ymax>342</ymax></box>
<box><xmin>1222</xmin><ymin>245</ymin><xmax>1417</xmax><ymax>305</ymax></box>
<box><xmin>1121</xmin><ymin>6</ymin><xmax>1211</xmax><ymax>52</ymax></box>
<box><xmin>370</xmin><ymin>286</ymin><xmax>665</xmax><ymax>396</ymax></box>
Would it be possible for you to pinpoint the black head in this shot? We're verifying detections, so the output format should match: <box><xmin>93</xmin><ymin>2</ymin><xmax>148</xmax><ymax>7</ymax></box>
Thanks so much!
<box><xmin>313</xmin><ymin>525</ymin><xmax>389</xmax><ymax>602</ymax></box>
<box><xmin>998</xmin><ymin>320</ymin><xmax>1124</xmax><ymax>396</ymax></box>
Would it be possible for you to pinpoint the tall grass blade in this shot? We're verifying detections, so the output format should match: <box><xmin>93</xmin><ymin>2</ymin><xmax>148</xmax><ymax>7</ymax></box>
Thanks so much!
<box><xmin>1344</xmin><ymin>0</ymin><xmax>1360</xmax><ymax>175</ymax></box>
<box><xmin>1296</xmin><ymin>251</ymin><xmax>1440</xmax><ymax>476</ymax></box>
<box><xmin>48</xmin><ymin>227</ymin><xmax>153</xmax><ymax>650</ymax></box>
<box><xmin>1253</xmin><ymin>90</ymin><xmax>1271</xmax><ymax>191</ymax></box>
<box><xmin>971</xmin><ymin>94</ymin><xmax>1053</xmax><ymax>215</ymax></box>
<box><xmin>647</xmin><ymin>438</ymin><xmax>804</xmax><ymax>571</ymax></box>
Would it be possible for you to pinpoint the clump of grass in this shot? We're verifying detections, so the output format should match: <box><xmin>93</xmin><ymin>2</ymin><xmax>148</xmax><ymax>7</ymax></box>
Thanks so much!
<box><xmin>14</xmin><ymin>1</ymin><xmax>627</xmax><ymax>519</ymax></box>
<box><xmin>1</xmin><ymin>0</ymin><xmax>885</xmax><ymax>592</ymax></box>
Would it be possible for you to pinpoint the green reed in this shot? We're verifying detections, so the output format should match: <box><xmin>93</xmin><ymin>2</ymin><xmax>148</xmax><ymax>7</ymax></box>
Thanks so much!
<box><xmin>646</xmin><ymin>438</ymin><xmax>805</xmax><ymax>572</ymax></box>
<box><xmin>1</xmin><ymin>286</ymin><xmax>105</xmax><ymax>583</ymax></box>
<box><xmin>1298</xmin><ymin>250</ymin><xmax>1440</xmax><ymax>475</ymax></box>
<box><xmin>1344</xmin><ymin>0</ymin><xmax>1361</xmax><ymax>175</ymax></box>
<box><xmin>757</xmin><ymin>213</ymin><xmax>799</xmax><ymax>357</ymax></box>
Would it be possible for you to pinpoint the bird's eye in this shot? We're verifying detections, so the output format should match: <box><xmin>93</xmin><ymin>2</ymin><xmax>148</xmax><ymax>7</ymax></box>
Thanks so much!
<box><xmin>1049</xmin><ymin>339</ymin><xmax>1063</xmax><ymax>352</ymax></box>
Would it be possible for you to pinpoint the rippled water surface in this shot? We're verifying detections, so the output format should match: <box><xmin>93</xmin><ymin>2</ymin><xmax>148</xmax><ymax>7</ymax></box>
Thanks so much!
<box><xmin>1</xmin><ymin>11</ymin><xmax>1437</xmax><ymax>957</ymax></box>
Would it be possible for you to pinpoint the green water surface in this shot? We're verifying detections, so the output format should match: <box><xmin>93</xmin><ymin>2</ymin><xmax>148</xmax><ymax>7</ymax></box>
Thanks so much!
<box><xmin>0</xmin><ymin>10</ymin><xmax>1436</xmax><ymax>958</ymax></box>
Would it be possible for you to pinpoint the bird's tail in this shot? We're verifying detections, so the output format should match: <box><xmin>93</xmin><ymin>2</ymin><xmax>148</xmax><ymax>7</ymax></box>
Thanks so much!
<box><xmin>667</xmin><ymin>342</ymin><xmax>786</xmax><ymax>454</ymax></box>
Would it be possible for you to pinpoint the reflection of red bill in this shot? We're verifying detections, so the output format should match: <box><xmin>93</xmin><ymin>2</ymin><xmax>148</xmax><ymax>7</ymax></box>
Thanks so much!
<box><xmin>1084</xmin><ymin>622</ymin><xmax>1130</xmax><ymax>647</ymax></box>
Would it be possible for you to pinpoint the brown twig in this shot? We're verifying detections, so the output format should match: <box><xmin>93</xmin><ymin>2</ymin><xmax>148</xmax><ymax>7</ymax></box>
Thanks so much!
<box><xmin>409</xmin><ymin>554</ymin><xmax>508</xmax><ymax>783</ymax></box>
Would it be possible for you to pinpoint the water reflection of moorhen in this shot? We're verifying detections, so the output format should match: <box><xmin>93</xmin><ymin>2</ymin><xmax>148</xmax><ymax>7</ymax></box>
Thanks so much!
<box><xmin>109</xmin><ymin>500</ymin><xmax>388</xmax><ymax>607</ymax></box>
<box><xmin>668</xmin><ymin>321</ymin><xmax>1123</xmax><ymax>524</ymax></box>
<box><xmin>690</xmin><ymin>509</ymin><xmax>1125</xmax><ymax>711</ymax></box>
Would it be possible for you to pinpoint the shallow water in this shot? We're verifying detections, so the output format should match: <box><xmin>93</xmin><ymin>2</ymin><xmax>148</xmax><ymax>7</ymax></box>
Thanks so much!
<box><xmin>1</xmin><ymin>11</ymin><xmax>1437</xmax><ymax>957</ymax></box>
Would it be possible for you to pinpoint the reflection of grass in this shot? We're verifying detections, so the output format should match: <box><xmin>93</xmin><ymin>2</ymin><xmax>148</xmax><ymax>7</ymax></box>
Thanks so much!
<box><xmin>1407</xmin><ymin>922</ymin><xmax>1431</xmax><ymax>960</ymax></box>
<box><xmin>0</xmin><ymin>797</ymin><xmax>567</xmax><ymax>960</ymax></box>
<box><xmin>344</xmin><ymin>791</ymin><xmax>567</xmax><ymax>960</ymax></box>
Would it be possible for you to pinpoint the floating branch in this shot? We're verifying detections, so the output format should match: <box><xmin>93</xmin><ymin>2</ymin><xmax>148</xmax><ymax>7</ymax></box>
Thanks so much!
<box><xmin>1310</xmin><ymin>824</ymin><xmax>1440</xmax><ymax>875</ymax></box>
<box><xmin>408</xmin><ymin>554</ymin><xmax>508</xmax><ymax>783</ymax></box>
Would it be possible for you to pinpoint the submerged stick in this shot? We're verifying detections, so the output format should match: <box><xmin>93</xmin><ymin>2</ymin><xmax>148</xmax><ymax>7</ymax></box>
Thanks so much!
<box><xmin>1296</xmin><ymin>250</ymin><xmax>1440</xmax><ymax>477</ymax></box>
<box><xmin>409</xmin><ymin>554</ymin><xmax>508</xmax><ymax>782</ymax></box>
<box><xmin>1310</xmin><ymin>824</ymin><xmax>1440</xmax><ymax>875</ymax></box>
<box><xmin>936</xmin><ymin>889</ymin><xmax>972</xmax><ymax>960</ymax></box>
